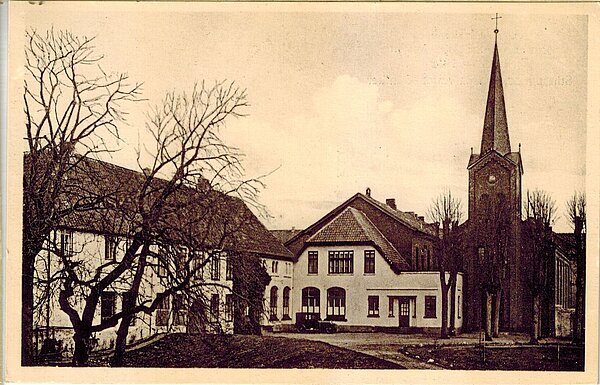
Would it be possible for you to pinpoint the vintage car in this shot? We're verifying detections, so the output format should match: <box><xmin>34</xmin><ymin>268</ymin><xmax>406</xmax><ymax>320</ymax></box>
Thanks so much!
<box><xmin>295</xmin><ymin>312</ymin><xmax>337</xmax><ymax>333</ymax></box>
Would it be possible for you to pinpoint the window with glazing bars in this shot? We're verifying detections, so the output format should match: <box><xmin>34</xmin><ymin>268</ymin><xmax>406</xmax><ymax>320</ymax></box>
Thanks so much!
<box><xmin>328</xmin><ymin>250</ymin><xmax>353</xmax><ymax>274</ymax></box>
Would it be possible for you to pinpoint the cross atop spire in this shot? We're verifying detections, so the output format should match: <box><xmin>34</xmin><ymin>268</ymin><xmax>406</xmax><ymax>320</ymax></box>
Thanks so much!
<box><xmin>492</xmin><ymin>13</ymin><xmax>502</xmax><ymax>34</ymax></box>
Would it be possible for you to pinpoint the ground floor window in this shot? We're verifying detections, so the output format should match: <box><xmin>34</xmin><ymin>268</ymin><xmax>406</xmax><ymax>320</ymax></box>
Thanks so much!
<box><xmin>225</xmin><ymin>294</ymin><xmax>234</xmax><ymax>322</ymax></box>
<box><xmin>282</xmin><ymin>287</ymin><xmax>291</xmax><ymax>320</ymax></box>
<box><xmin>424</xmin><ymin>295</ymin><xmax>437</xmax><ymax>318</ymax></box>
<box><xmin>270</xmin><ymin>286</ymin><xmax>278</xmax><ymax>321</ymax></box>
<box><xmin>101</xmin><ymin>292</ymin><xmax>116</xmax><ymax>322</ymax></box>
<box><xmin>368</xmin><ymin>296</ymin><xmax>379</xmax><ymax>317</ymax></box>
<box><xmin>326</xmin><ymin>287</ymin><xmax>346</xmax><ymax>321</ymax></box>
<box><xmin>301</xmin><ymin>287</ymin><xmax>320</xmax><ymax>314</ymax></box>
<box><xmin>173</xmin><ymin>293</ymin><xmax>187</xmax><ymax>326</ymax></box>
<box><xmin>457</xmin><ymin>295</ymin><xmax>461</xmax><ymax>319</ymax></box>
<box><xmin>388</xmin><ymin>297</ymin><xmax>394</xmax><ymax>317</ymax></box>
<box><xmin>156</xmin><ymin>294</ymin><xmax>169</xmax><ymax>326</ymax></box>
<box><xmin>210</xmin><ymin>293</ymin><xmax>220</xmax><ymax>321</ymax></box>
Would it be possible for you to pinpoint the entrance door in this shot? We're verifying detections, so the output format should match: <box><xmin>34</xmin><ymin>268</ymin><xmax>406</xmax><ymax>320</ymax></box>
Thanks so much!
<box><xmin>398</xmin><ymin>297</ymin><xmax>410</xmax><ymax>327</ymax></box>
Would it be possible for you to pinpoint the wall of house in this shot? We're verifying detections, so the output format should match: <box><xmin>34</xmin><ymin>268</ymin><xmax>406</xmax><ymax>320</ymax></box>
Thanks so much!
<box><xmin>33</xmin><ymin>230</ymin><xmax>235</xmax><ymax>357</ymax></box>
<box><xmin>292</xmin><ymin>244</ymin><xmax>463</xmax><ymax>331</ymax></box>
<box><xmin>261</xmin><ymin>257</ymin><xmax>294</xmax><ymax>331</ymax></box>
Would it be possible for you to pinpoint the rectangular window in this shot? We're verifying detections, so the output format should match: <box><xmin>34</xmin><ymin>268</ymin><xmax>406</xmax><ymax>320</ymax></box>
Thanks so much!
<box><xmin>388</xmin><ymin>297</ymin><xmax>394</xmax><ymax>317</ymax></box>
<box><xmin>424</xmin><ymin>296</ymin><xmax>437</xmax><ymax>318</ymax></box>
<box><xmin>457</xmin><ymin>295</ymin><xmax>461</xmax><ymax>319</ymax></box>
<box><xmin>210</xmin><ymin>293</ymin><xmax>220</xmax><ymax>321</ymax></box>
<box><xmin>190</xmin><ymin>250</ymin><xmax>204</xmax><ymax>277</ymax></box>
<box><xmin>368</xmin><ymin>296</ymin><xmax>379</xmax><ymax>317</ymax></box>
<box><xmin>210</xmin><ymin>251</ymin><xmax>220</xmax><ymax>281</ymax></box>
<box><xmin>328</xmin><ymin>250</ymin><xmax>354</xmax><ymax>274</ymax></box>
<box><xmin>308</xmin><ymin>251</ymin><xmax>318</xmax><ymax>274</ymax></box>
<box><xmin>173</xmin><ymin>293</ymin><xmax>187</xmax><ymax>326</ymax></box>
<box><xmin>157</xmin><ymin>246</ymin><xmax>169</xmax><ymax>278</ymax></box>
<box><xmin>225</xmin><ymin>294</ymin><xmax>234</xmax><ymax>322</ymax></box>
<box><xmin>155</xmin><ymin>294</ymin><xmax>169</xmax><ymax>326</ymax></box>
<box><xmin>364</xmin><ymin>250</ymin><xmax>375</xmax><ymax>274</ymax></box>
<box><xmin>225</xmin><ymin>254</ymin><xmax>233</xmax><ymax>281</ymax></box>
<box><xmin>104</xmin><ymin>236</ymin><xmax>117</xmax><ymax>261</ymax></box>
<box><xmin>283</xmin><ymin>288</ymin><xmax>290</xmax><ymax>319</ymax></box>
<box><xmin>60</xmin><ymin>230</ymin><xmax>74</xmax><ymax>258</ymax></box>
<box><xmin>414</xmin><ymin>246</ymin><xmax>419</xmax><ymax>270</ymax></box>
<box><xmin>101</xmin><ymin>292</ymin><xmax>117</xmax><ymax>322</ymax></box>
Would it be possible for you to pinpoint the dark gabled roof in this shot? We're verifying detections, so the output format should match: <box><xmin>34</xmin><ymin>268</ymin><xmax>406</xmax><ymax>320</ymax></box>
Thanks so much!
<box><xmin>359</xmin><ymin>193</ymin><xmax>438</xmax><ymax>237</ymax></box>
<box><xmin>305</xmin><ymin>207</ymin><xmax>409</xmax><ymax>272</ymax></box>
<box><xmin>286</xmin><ymin>192</ymin><xmax>438</xmax><ymax>248</ymax></box>
<box><xmin>270</xmin><ymin>229</ymin><xmax>302</xmax><ymax>245</ymax></box>
<box><xmin>47</xmin><ymin>155</ymin><xmax>293</xmax><ymax>260</ymax></box>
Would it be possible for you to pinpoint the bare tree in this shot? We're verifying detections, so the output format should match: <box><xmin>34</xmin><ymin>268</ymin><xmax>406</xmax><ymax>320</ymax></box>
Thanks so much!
<box><xmin>428</xmin><ymin>191</ymin><xmax>463</xmax><ymax>339</ymax></box>
<box><xmin>475</xmin><ymin>192</ymin><xmax>510</xmax><ymax>340</ymax></box>
<box><xmin>566</xmin><ymin>192</ymin><xmax>586</xmax><ymax>344</ymax></box>
<box><xmin>49</xmin><ymin>83</ymin><xmax>269</xmax><ymax>366</ymax></box>
<box><xmin>22</xmin><ymin>28</ymin><xmax>142</xmax><ymax>365</ymax></box>
<box><xmin>524</xmin><ymin>189</ymin><xmax>557</xmax><ymax>344</ymax></box>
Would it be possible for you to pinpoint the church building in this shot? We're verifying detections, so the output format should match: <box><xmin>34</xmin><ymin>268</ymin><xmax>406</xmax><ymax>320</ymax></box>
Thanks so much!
<box><xmin>462</xmin><ymin>26</ymin><xmax>578</xmax><ymax>338</ymax></box>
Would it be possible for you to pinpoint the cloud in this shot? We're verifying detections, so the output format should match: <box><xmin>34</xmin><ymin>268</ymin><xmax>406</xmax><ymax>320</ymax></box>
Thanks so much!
<box><xmin>224</xmin><ymin>75</ymin><xmax>486</xmax><ymax>228</ymax></box>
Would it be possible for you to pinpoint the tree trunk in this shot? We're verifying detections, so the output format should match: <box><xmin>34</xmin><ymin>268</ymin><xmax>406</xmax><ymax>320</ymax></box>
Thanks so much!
<box><xmin>492</xmin><ymin>289</ymin><xmax>501</xmax><ymax>338</ymax></box>
<box><xmin>22</xmin><ymin>247</ymin><xmax>37</xmax><ymax>365</ymax></box>
<box><xmin>449</xmin><ymin>272</ymin><xmax>457</xmax><ymax>336</ymax></box>
<box><xmin>530</xmin><ymin>293</ymin><xmax>540</xmax><ymax>344</ymax></box>
<box><xmin>485</xmin><ymin>291</ymin><xmax>493</xmax><ymax>341</ymax></box>
<box><xmin>439</xmin><ymin>272</ymin><xmax>449</xmax><ymax>339</ymax></box>
<box><xmin>113</xmin><ymin>251</ymin><xmax>147</xmax><ymax>367</ymax></box>
<box><xmin>112</xmin><ymin>316</ymin><xmax>131</xmax><ymax>367</ymax></box>
<box><xmin>72</xmin><ymin>326</ymin><xmax>92</xmax><ymax>366</ymax></box>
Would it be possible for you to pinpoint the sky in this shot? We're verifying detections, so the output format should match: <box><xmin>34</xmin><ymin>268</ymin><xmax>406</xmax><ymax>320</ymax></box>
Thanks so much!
<box><xmin>10</xmin><ymin>3</ymin><xmax>588</xmax><ymax>232</ymax></box>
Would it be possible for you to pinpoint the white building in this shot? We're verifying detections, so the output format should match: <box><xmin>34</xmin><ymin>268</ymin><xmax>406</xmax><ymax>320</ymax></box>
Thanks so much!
<box><xmin>284</xmin><ymin>193</ymin><xmax>464</xmax><ymax>333</ymax></box>
<box><xmin>31</xmin><ymin>156</ymin><xmax>294</xmax><ymax>358</ymax></box>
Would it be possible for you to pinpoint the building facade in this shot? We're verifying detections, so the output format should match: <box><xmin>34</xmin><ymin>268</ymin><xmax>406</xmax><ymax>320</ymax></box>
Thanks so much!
<box><xmin>31</xmin><ymin>156</ymin><xmax>293</xmax><ymax>358</ymax></box>
<box><xmin>462</xmin><ymin>30</ymin><xmax>579</xmax><ymax>337</ymax></box>
<box><xmin>286</xmin><ymin>195</ymin><xmax>463</xmax><ymax>333</ymax></box>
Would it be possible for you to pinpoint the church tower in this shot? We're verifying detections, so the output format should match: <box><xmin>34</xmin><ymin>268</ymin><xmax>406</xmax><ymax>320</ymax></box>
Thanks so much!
<box><xmin>464</xmin><ymin>22</ymin><xmax>525</xmax><ymax>333</ymax></box>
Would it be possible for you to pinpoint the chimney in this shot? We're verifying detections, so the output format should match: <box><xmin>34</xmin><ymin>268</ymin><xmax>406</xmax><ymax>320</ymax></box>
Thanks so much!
<box><xmin>418</xmin><ymin>215</ymin><xmax>425</xmax><ymax>221</ymax></box>
<box><xmin>366</xmin><ymin>187</ymin><xmax>371</xmax><ymax>197</ymax></box>
<box><xmin>385</xmin><ymin>198</ymin><xmax>397</xmax><ymax>210</ymax></box>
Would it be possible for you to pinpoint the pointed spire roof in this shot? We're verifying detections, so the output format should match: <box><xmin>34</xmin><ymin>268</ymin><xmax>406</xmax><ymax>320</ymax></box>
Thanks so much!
<box><xmin>480</xmin><ymin>35</ymin><xmax>511</xmax><ymax>155</ymax></box>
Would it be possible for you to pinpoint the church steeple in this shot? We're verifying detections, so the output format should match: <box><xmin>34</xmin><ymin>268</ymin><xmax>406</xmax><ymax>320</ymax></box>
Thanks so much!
<box><xmin>480</xmin><ymin>29</ymin><xmax>511</xmax><ymax>156</ymax></box>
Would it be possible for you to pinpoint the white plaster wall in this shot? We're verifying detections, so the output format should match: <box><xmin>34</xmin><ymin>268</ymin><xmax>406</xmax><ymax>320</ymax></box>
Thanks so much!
<box><xmin>292</xmin><ymin>244</ymin><xmax>463</xmax><ymax>329</ymax></box>
<box><xmin>33</xmin><ymin>230</ymin><xmax>236</xmax><ymax>354</ymax></box>
<box><xmin>261</xmin><ymin>257</ymin><xmax>294</xmax><ymax>327</ymax></box>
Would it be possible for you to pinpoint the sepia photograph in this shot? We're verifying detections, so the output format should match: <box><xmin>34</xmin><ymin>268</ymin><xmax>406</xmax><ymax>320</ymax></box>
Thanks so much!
<box><xmin>3</xmin><ymin>2</ymin><xmax>598</xmax><ymax>383</ymax></box>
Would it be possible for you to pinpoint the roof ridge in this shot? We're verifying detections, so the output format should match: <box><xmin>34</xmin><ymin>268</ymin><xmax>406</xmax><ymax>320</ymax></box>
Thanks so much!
<box><xmin>359</xmin><ymin>193</ymin><xmax>436</xmax><ymax>237</ymax></box>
